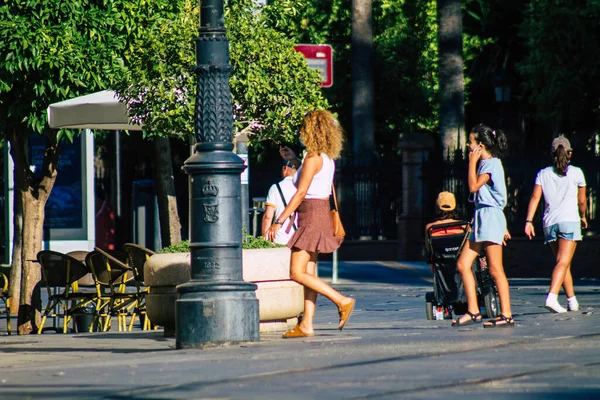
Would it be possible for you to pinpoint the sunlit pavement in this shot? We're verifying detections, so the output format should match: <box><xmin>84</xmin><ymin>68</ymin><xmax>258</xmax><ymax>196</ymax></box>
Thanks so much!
<box><xmin>1</xmin><ymin>260</ymin><xmax>599</xmax><ymax>399</ymax></box>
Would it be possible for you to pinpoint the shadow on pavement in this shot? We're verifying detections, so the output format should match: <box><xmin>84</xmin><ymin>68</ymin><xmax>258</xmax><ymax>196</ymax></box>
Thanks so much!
<box><xmin>0</xmin><ymin>346</ymin><xmax>172</xmax><ymax>354</ymax></box>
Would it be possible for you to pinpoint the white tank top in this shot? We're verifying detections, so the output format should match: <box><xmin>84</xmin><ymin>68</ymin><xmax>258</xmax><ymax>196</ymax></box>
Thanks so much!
<box><xmin>293</xmin><ymin>153</ymin><xmax>335</xmax><ymax>199</ymax></box>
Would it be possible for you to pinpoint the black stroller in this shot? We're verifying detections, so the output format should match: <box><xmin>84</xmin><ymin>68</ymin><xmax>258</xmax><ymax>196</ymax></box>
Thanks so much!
<box><xmin>424</xmin><ymin>220</ymin><xmax>500</xmax><ymax>320</ymax></box>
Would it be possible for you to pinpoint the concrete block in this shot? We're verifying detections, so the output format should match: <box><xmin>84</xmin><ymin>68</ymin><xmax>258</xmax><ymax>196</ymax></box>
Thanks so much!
<box><xmin>144</xmin><ymin>247</ymin><xmax>303</xmax><ymax>336</ymax></box>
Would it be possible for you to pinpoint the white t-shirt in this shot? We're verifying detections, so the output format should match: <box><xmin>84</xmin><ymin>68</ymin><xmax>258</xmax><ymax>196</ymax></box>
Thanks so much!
<box><xmin>293</xmin><ymin>153</ymin><xmax>334</xmax><ymax>199</ymax></box>
<box><xmin>535</xmin><ymin>165</ymin><xmax>586</xmax><ymax>227</ymax></box>
<box><xmin>265</xmin><ymin>176</ymin><xmax>298</xmax><ymax>244</ymax></box>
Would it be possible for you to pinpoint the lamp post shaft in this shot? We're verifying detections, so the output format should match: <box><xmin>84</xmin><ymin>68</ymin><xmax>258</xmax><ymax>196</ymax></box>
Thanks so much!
<box><xmin>176</xmin><ymin>0</ymin><xmax>259</xmax><ymax>349</ymax></box>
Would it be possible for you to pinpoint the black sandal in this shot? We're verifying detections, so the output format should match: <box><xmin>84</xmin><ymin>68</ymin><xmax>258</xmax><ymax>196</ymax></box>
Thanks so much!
<box><xmin>451</xmin><ymin>311</ymin><xmax>482</xmax><ymax>327</ymax></box>
<box><xmin>484</xmin><ymin>314</ymin><xmax>514</xmax><ymax>328</ymax></box>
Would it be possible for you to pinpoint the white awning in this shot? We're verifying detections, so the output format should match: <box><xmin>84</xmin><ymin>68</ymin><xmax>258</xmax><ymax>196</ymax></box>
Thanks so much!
<box><xmin>47</xmin><ymin>90</ymin><xmax>142</xmax><ymax>131</ymax></box>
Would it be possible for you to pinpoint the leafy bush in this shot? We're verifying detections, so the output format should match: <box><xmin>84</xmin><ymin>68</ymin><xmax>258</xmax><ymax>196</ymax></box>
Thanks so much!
<box><xmin>158</xmin><ymin>235</ymin><xmax>284</xmax><ymax>253</ymax></box>
<box><xmin>242</xmin><ymin>233</ymin><xmax>285</xmax><ymax>249</ymax></box>
<box><xmin>158</xmin><ymin>240</ymin><xmax>191</xmax><ymax>254</ymax></box>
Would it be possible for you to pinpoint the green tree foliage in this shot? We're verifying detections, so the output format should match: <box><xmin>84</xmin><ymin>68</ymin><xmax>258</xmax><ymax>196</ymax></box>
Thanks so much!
<box><xmin>373</xmin><ymin>0</ymin><xmax>439</xmax><ymax>138</ymax></box>
<box><xmin>462</xmin><ymin>1</ymin><xmax>518</xmax><ymax>86</ymax></box>
<box><xmin>266</xmin><ymin>1</ymin><xmax>488</xmax><ymax>156</ymax></box>
<box><xmin>518</xmin><ymin>0</ymin><xmax>600</xmax><ymax>133</ymax></box>
<box><xmin>276</xmin><ymin>0</ymin><xmax>441</xmax><ymax>151</ymax></box>
<box><xmin>116</xmin><ymin>0</ymin><xmax>328</xmax><ymax>147</ymax></box>
<box><xmin>0</xmin><ymin>0</ymin><xmax>128</xmax><ymax>136</ymax></box>
<box><xmin>114</xmin><ymin>0</ymin><xmax>194</xmax><ymax>140</ymax></box>
<box><xmin>264</xmin><ymin>0</ymin><xmax>353</xmax><ymax>141</ymax></box>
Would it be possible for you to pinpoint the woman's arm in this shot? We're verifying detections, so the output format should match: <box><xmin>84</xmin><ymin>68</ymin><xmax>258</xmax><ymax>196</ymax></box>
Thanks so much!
<box><xmin>468</xmin><ymin>168</ymin><xmax>490</xmax><ymax>193</ymax></box>
<box><xmin>467</xmin><ymin>146</ymin><xmax>490</xmax><ymax>193</ymax></box>
<box><xmin>279</xmin><ymin>146</ymin><xmax>298</xmax><ymax>161</ymax></box>
<box><xmin>261</xmin><ymin>205</ymin><xmax>275</xmax><ymax>237</ymax></box>
<box><xmin>578</xmin><ymin>186</ymin><xmax>588</xmax><ymax>229</ymax></box>
<box><xmin>524</xmin><ymin>184</ymin><xmax>542</xmax><ymax>239</ymax></box>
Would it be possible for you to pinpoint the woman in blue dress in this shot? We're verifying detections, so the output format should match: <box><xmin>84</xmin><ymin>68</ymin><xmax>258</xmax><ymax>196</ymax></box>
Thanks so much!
<box><xmin>452</xmin><ymin>124</ymin><xmax>514</xmax><ymax>328</ymax></box>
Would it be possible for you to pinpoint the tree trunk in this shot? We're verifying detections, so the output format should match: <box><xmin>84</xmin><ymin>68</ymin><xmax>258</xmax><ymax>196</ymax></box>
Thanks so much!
<box><xmin>352</xmin><ymin>0</ymin><xmax>376</xmax><ymax>167</ymax></box>
<box><xmin>18</xmin><ymin>192</ymin><xmax>45</xmax><ymax>334</ymax></box>
<box><xmin>351</xmin><ymin>0</ymin><xmax>379</xmax><ymax>239</ymax></box>
<box><xmin>153</xmin><ymin>137</ymin><xmax>182</xmax><ymax>248</ymax></box>
<box><xmin>8</xmin><ymin>128</ymin><xmax>59</xmax><ymax>334</ymax></box>
<box><xmin>437</xmin><ymin>0</ymin><xmax>465</xmax><ymax>160</ymax></box>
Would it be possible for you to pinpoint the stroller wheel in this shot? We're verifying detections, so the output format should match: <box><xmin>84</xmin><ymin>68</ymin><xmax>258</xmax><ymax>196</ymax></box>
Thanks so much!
<box><xmin>425</xmin><ymin>292</ymin><xmax>435</xmax><ymax>320</ymax></box>
<box><xmin>482</xmin><ymin>288</ymin><xmax>500</xmax><ymax>318</ymax></box>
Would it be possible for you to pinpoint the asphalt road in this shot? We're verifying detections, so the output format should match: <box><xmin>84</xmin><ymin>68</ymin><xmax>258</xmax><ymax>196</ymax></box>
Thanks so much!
<box><xmin>1</xmin><ymin>260</ymin><xmax>599</xmax><ymax>399</ymax></box>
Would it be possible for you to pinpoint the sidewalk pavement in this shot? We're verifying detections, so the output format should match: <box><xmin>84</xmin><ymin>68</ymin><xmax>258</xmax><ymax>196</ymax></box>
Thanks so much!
<box><xmin>1</xmin><ymin>260</ymin><xmax>600</xmax><ymax>399</ymax></box>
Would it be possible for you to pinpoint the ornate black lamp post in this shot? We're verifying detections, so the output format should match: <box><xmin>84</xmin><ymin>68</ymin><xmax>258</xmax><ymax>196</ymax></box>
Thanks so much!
<box><xmin>176</xmin><ymin>0</ymin><xmax>260</xmax><ymax>349</ymax></box>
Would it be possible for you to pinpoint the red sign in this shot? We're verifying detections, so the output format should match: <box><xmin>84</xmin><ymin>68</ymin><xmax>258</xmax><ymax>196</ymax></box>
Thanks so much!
<box><xmin>294</xmin><ymin>44</ymin><xmax>333</xmax><ymax>88</ymax></box>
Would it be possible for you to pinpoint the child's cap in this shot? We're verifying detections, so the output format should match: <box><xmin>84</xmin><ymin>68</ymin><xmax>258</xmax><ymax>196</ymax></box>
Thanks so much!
<box><xmin>437</xmin><ymin>191</ymin><xmax>456</xmax><ymax>212</ymax></box>
<box><xmin>551</xmin><ymin>136</ymin><xmax>572</xmax><ymax>152</ymax></box>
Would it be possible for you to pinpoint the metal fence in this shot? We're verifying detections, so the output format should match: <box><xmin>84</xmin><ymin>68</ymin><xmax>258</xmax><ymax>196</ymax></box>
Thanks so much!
<box><xmin>335</xmin><ymin>160</ymin><xmax>403</xmax><ymax>240</ymax></box>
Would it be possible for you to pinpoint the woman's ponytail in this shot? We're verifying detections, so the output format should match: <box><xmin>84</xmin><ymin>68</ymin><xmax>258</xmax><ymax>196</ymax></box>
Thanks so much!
<box><xmin>494</xmin><ymin>129</ymin><xmax>508</xmax><ymax>152</ymax></box>
<box><xmin>553</xmin><ymin>146</ymin><xmax>569</xmax><ymax>176</ymax></box>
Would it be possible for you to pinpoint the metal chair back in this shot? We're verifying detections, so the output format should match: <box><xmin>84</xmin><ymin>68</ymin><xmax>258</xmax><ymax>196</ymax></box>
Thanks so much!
<box><xmin>37</xmin><ymin>250</ymin><xmax>90</xmax><ymax>288</ymax></box>
<box><xmin>123</xmin><ymin>243</ymin><xmax>155</xmax><ymax>283</ymax></box>
<box><xmin>85</xmin><ymin>250</ymin><xmax>130</xmax><ymax>288</ymax></box>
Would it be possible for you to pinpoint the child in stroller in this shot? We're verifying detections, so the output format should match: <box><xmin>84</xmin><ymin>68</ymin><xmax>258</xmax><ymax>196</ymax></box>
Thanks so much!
<box><xmin>424</xmin><ymin>192</ymin><xmax>500</xmax><ymax>320</ymax></box>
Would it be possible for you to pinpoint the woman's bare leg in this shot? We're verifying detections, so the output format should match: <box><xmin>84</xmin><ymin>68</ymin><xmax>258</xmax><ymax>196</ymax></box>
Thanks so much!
<box><xmin>289</xmin><ymin>249</ymin><xmax>352</xmax><ymax>330</ymax></box>
<box><xmin>298</xmin><ymin>252</ymin><xmax>318</xmax><ymax>333</ymax></box>
<box><xmin>562</xmin><ymin>268</ymin><xmax>575</xmax><ymax>298</ymax></box>
<box><xmin>485</xmin><ymin>243</ymin><xmax>512</xmax><ymax>318</ymax></box>
<box><xmin>548</xmin><ymin>239</ymin><xmax>577</xmax><ymax>295</ymax></box>
<box><xmin>453</xmin><ymin>240</ymin><xmax>483</xmax><ymax>324</ymax></box>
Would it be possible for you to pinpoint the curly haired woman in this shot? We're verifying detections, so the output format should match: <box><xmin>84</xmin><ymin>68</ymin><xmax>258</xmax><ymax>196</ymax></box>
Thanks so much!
<box><xmin>266</xmin><ymin>110</ymin><xmax>355</xmax><ymax>338</ymax></box>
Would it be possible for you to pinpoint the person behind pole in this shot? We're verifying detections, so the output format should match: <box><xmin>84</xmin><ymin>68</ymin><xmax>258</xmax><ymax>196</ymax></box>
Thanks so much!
<box><xmin>266</xmin><ymin>110</ymin><xmax>355</xmax><ymax>338</ymax></box>
<box><xmin>524</xmin><ymin>136</ymin><xmax>587</xmax><ymax>313</ymax></box>
<box><xmin>451</xmin><ymin>123</ymin><xmax>514</xmax><ymax>328</ymax></box>
<box><xmin>261</xmin><ymin>159</ymin><xmax>300</xmax><ymax>245</ymax></box>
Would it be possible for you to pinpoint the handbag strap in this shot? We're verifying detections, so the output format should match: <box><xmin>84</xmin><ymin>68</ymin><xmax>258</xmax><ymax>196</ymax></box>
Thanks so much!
<box><xmin>331</xmin><ymin>183</ymin><xmax>339</xmax><ymax>212</ymax></box>
<box><xmin>276</xmin><ymin>183</ymin><xmax>297</xmax><ymax>231</ymax></box>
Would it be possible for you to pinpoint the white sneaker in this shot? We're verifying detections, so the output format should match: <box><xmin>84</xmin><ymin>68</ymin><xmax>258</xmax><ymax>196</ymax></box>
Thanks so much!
<box><xmin>567</xmin><ymin>297</ymin><xmax>579</xmax><ymax>312</ymax></box>
<box><xmin>545</xmin><ymin>300</ymin><xmax>567</xmax><ymax>313</ymax></box>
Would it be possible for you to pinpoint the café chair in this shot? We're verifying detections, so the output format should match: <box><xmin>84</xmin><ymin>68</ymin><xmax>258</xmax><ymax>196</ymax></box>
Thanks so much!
<box><xmin>85</xmin><ymin>248</ymin><xmax>137</xmax><ymax>332</ymax></box>
<box><xmin>123</xmin><ymin>243</ymin><xmax>155</xmax><ymax>330</ymax></box>
<box><xmin>37</xmin><ymin>250</ymin><xmax>96</xmax><ymax>334</ymax></box>
<box><xmin>0</xmin><ymin>269</ymin><xmax>11</xmax><ymax>335</ymax></box>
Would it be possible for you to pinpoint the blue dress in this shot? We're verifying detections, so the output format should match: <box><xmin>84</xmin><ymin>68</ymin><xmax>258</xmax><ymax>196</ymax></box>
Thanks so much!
<box><xmin>468</xmin><ymin>157</ymin><xmax>507</xmax><ymax>245</ymax></box>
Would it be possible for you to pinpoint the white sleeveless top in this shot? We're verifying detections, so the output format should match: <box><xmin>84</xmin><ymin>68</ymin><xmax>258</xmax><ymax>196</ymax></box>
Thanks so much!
<box><xmin>293</xmin><ymin>153</ymin><xmax>335</xmax><ymax>199</ymax></box>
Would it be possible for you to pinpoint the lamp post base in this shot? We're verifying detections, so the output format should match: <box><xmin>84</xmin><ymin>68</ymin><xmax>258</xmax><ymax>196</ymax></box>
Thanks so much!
<box><xmin>176</xmin><ymin>281</ymin><xmax>259</xmax><ymax>349</ymax></box>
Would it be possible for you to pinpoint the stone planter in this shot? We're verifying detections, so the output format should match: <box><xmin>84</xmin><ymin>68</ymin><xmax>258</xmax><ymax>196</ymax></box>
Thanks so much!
<box><xmin>144</xmin><ymin>247</ymin><xmax>303</xmax><ymax>336</ymax></box>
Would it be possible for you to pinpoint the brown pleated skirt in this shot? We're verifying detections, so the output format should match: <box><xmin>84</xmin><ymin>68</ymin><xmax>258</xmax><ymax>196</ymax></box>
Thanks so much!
<box><xmin>287</xmin><ymin>199</ymin><xmax>344</xmax><ymax>253</ymax></box>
